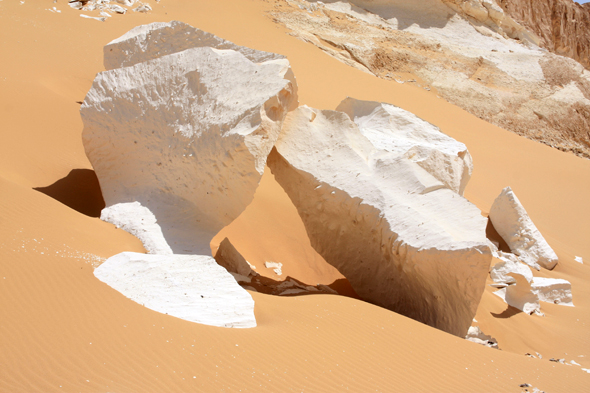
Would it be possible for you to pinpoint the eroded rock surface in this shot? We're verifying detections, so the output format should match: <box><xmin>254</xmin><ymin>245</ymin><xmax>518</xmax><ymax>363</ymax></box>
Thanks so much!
<box><xmin>94</xmin><ymin>252</ymin><xmax>257</xmax><ymax>328</ymax></box>
<box><xmin>465</xmin><ymin>326</ymin><xmax>499</xmax><ymax>349</ymax></box>
<box><xmin>268</xmin><ymin>104</ymin><xmax>491</xmax><ymax>337</ymax></box>
<box><xmin>494</xmin><ymin>272</ymin><xmax>540</xmax><ymax>314</ymax></box>
<box><xmin>489</xmin><ymin>187</ymin><xmax>558</xmax><ymax>270</ymax></box>
<box><xmin>82</xmin><ymin>24</ymin><xmax>297</xmax><ymax>254</ymax></box>
<box><xmin>531</xmin><ymin>277</ymin><xmax>573</xmax><ymax>307</ymax></box>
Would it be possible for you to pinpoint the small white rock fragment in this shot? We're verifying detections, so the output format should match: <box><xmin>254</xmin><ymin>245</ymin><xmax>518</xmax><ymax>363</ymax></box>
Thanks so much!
<box><xmin>575</xmin><ymin>256</ymin><xmax>584</xmax><ymax>264</ymax></box>
<box><xmin>109</xmin><ymin>4</ymin><xmax>127</xmax><ymax>13</ymax></box>
<box><xmin>94</xmin><ymin>252</ymin><xmax>256</xmax><ymax>328</ymax></box>
<box><xmin>69</xmin><ymin>1</ymin><xmax>83</xmax><ymax>9</ymax></box>
<box><xmin>489</xmin><ymin>187</ymin><xmax>558</xmax><ymax>270</ymax></box>
<box><xmin>531</xmin><ymin>277</ymin><xmax>573</xmax><ymax>306</ymax></box>
<box><xmin>465</xmin><ymin>326</ymin><xmax>498</xmax><ymax>349</ymax></box>
<box><xmin>265</xmin><ymin>262</ymin><xmax>283</xmax><ymax>276</ymax></box>
<box><xmin>571</xmin><ymin>360</ymin><xmax>581</xmax><ymax>366</ymax></box>
<box><xmin>133</xmin><ymin>3</ymin><xmax>151</xmax><ymax>12</ymax></box>
<box><xmin>80</xmin><ymin>14</ymin><xmax>106</xmax><ymax>21</ymax></box>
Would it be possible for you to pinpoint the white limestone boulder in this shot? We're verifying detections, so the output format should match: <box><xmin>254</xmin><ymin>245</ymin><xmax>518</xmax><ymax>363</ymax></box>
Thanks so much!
<box><xmin>103</xmin><ymin>21</ymin><xmax>285</xmax><ymax>71</ymax></box>
<box><xmin>268</xmin><ymin>105</ymin><xmax>492</xmax><ymax>337</ymax></box>
<box><xmin>94</xmin><ymin>252</ymin><xmax>256</xmax><ymax>328</ymax></box>
<box><xmin>82</xmin><ymin>26</ymin><xmax>297</xmax><ymax>255</ymax></box>
<box><xmin>494</xmin><ymin>273</ymin><xmax>540</xmax><ymax>315</ymax></box>
<box><xmin>531</xmin><ymin>277</ymin><xmax>573</xmax><ymax>307</ymax></box>
<box><xmin>489</xmin><ymin>187</ymin><xmax>558</xmax><ymax>270</ymax></box>
<box><xmin>490</xmin><ymin>251</ymin><xmax>533</xmax><ymax>285</ymax></box>
<box><xmin>214</xmin><ymin>237</ymin><xmax>254</xmax><ymax>277</ymax></box>
<box><xmin>101</xmin><ymin>202</ymin><xmax>173</xmax><ymax>255</ymax></box>
<box><xmin>465</xmin><ymin>326</ymin><xmax>498</xmax><ymax>349</ymax></box>
<box><xmin>336</xmin><ymin>98</ymin><xmax>473</xmax><ymax>195</ymax></box>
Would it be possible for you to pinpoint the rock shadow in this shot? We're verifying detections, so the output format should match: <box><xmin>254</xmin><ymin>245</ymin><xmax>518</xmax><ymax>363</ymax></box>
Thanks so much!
<box><xmin>486</xmin><ymin>217</ymin><xmax>511</xmax><ymax>253</ymax></box>
<box><xmin>34</xmin><ymin>169</ymin><xmax>105</xmax><ymax>218</ymax></box>
<box><xmin>491</xmin><ymin>305</ymin><xmax>521</xmax><ymax>319</ymax></box>
<box><xmin>238</xmin><ymin>274</ymin><xmax>360</xmax><ymax>299</ymax></box>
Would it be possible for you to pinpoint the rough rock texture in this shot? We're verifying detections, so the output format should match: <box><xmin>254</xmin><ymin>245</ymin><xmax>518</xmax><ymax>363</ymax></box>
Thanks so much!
<box><xmin>268</xmin><ymin>105</ymin><xmax>492</xmax><ymax>337</ymax></box>
<box><xmin>100</xmin><ymin>202</ymin><xmax>173</xmax><ymax>255</ymax></box>
<box><xmin>337</xmin><ymin>98</ymin><xmax>473</xmax><ymax>195</ymax></box>
<box><xmin>531</xmin><ymin>277</ymin><xmax>573</xmax><ymax>307</ymax></box>
<box><xmin>94</xmin><ymin>252</ymin><xmax>256</xmax><ymax>328</ymax></box>
<box><xmin>214</xmin><ymin>238</ymin><xmax>254</xmax><ymax>277</ymax></box>
<box><xmin>82</xmin><ymin>23</ymin><xmax>297</xmax><ymax>254</ymax></box>
<box><xmin>489</xmin><ymin>251</ymin><xmax>533</xmax><ymax>285</ymax></box>
<box><xmin>103</xmin><ymin>21</ymin><xmax>285</xmax><ymax>71</ymax></box>
<box><xmin>494</xmin><ymin>273</ymin><xmax>540</xmax><ymax>314</ymax></box>
<box><xmin>489</xmin><ymin>187</ymin><xmax>558</xmax><ymax>270</ymax></box>
<box><xmin>499</xmin><ymin>0</ymin><xmax>590</xmax><ymax>69</ymax></box>
<box><xmin>465</xmin><ymin>326</ymin><xmax>499</xmax><ymax>348</ymax></box>
<box><xmin>272</xmin><ymin>0</ymin><xmax>590</xmax><ymax>158</ymax></box>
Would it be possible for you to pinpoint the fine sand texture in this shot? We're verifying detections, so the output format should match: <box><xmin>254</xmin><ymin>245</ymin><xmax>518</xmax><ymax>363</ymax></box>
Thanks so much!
<box><xmin>1</xmin><ymin>1</ymin><xmax>589</xmax><ymax>392</ymax></box>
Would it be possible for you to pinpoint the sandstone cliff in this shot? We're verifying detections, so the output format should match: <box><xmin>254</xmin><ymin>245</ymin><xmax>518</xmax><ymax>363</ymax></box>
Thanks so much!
<box><xmin>499</xmin><ymin>0</ymin><xmax>590</xmax><ymax>69</ymax></box>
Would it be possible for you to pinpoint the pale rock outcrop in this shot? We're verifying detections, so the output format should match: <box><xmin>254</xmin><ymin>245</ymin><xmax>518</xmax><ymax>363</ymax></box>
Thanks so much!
<box><xmin>465</xmin><ymin>326</ymin><xmax>499</xmax><ymax>348</ymax></box>
<box><xmin>336</xmin><ymin>98</ymin><xmax>473</xmax><ymax>195</ymax></box>
<box><xmin>268</xmin><ymin>105</ymin><xmax>492</xmax><ymax>337</ymax></box>
<box><xmin>103</xmin><ymin>21</ymin><xmax>286</xmax><ymax>71</ymax></box>
<box><xmin>489</xmin><ymin>187</ymin><xmax>558</xmax><ymax>270</ymax></box>
<box><xmin>82</xmin><ymin>24</ymin><xmax>297</xmax><ymax>254</ymax></box>
<box><xmin>100</xmin><ymin>202</ymin><xmax>173</xmax><ymax>255</ymax></box>
<box><xmin>494</xmin><ymin>272</ymin><xmax>540</xmax><ymax>314</ymax></box>
<box><xmin>489</xmin><ymin>251</ymin><xmax>533</xmax><ymax>285</ymax></box>
<box><xmin>94</xmin><ymin>252</ymin><xmax>256</xmax><ymax>328</ymax></box>
<box><xmin>531</xmin><ymin>277</ymin><xmax>573</xmax><ymax>307</ymax></box>
<box><xmin>214</xmin><ymin>238</ymin><xmax>254</xmax><ymax>277</ymax></box>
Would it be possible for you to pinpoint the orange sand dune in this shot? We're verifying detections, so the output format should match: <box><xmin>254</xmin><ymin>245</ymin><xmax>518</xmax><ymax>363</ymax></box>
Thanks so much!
<box><xmin>1</xmin><ymin>0</ymin><xmax>589</xmax><ymax>392</ymax></box>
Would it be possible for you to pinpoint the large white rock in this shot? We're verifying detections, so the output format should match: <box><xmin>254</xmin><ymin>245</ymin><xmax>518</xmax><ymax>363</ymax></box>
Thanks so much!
<box><xmin>94</xmin><ymin>252</ymin><xmax>256</xmax><ymax>328</ymax></box>
<box><xmin>336</xmin><ymin>98</ymin><xmax>473</xmax><ymax>195</ymax></box>
<box><xmin>490</xmin><ymin>251</ymin><xmax>533</xmax><ymax>285</ymax></box>
<box><xmin>494</xmin><ymin>273</ymin><xmax>540</xmax><ymax>315</ymax></box>
<box><xmin>489</xmin><ymin>187</ymin><xmax>558</xmax><ymax>270</ymax></box>
<box><xmin>103</xmin><ymin>21</ymin><xmax>285</xmax><ymax>71</ymax></box>
<box><xmin>82</xmin><ymin>26</ymin><xmax>297</xmax><ymax>254</ymax></box>
<box><xmin>268</xmin><ymin>105</ymin><xmax>492</xmax><ymax>337</ymax></box>
<box><xmin>531</xmin><ymin>277</ymin><xmax>573</xmax><ymax>307</ymax></box>
<box><xmin>100</xmin><ymin>202</ymin><xmax>173</xmax><ymax>255</ymax></box>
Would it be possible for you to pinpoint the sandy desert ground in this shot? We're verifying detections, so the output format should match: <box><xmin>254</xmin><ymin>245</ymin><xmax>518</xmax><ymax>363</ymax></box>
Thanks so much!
<box><xmin>1</xmin><ymin>0</ymin><xmax>589</xmax><ymax>392</ymax></box>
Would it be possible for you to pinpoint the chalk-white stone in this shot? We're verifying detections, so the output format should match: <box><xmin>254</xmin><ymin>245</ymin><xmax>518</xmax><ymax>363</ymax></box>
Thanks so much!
<box><xmin>575</xmin><ymin>256</ymin><xmax>584</xmax><ymax>264</ymax></box>
<box><xmin>100</xmin><ymin>202</ymin><xmax>172</xmax><ymax>255</ymax></box>
<box><xmin>214</xmin><ymin>238</ymin><xmax>253</xmax><ymax>277</ymax></box>
<box><xmin>494</xmin><ymin>273</ymin><xmax>540</xmax><ymax>315</ymax></box>
<box><xmin>336</xmin><ymin>98</ymin><xmax>473</xmax><ymax>195</ymax></box>
<box><xmin>490</xmin><ymin>251</ymin><xmax>533</xmax><ymax>285</ymax></box>
<box><xmin>103</xmin><ymin>21</ymin><xmax>285</xmax><ymax>71</ymax></box>
<box><xmin>489</xmin><ymin>187</ymin><xmax>558</xmax><ymax>270</ymax></box>
<box><xmin>265</xmin><ymin>261</ymin><xmax>283</xmax><ymax>276</ymax></box>
<box><xmin>531</xmin><ymin>277</ymin><xmax>573</xmax><ymax>307</ymax></box>
<box><xmin>268</xmin><ymin>105</ymin><xmax>491</xmax><ymax>337</ymax></box>
<box><xmin>82</xmin><ymin>26</ymin><xmax>297</xmax><ymax>255</ymax></box>
<box><xmin>465</xmin><ymin>326</ymin><xmax>498</xmax><ymax>349</ymax></box>
<box><xmin>94</xmin><ymin>252</ymin><xmax>256</xmax><ymax>328</ymax></box>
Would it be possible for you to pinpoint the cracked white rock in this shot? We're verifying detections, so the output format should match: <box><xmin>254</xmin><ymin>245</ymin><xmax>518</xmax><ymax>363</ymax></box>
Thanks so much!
<box><xmin>494</xmin><ymin>273</ymin><xmax>540</xmax><ymax>315</ymax></box>
<box><xmin>94</xmin><ymin>252</ymin><xmax>256</xmax><ymax>328</ymax></box>
<box><xmin>489</xmin><ymin>187</ymin><xmax>558</xmax><ymax>270</ymax></box>
<box><xmin>82</xmin><ymin>24</ymin><xmax>297</xmax><ymax>255</ymax></box>
<box><xmin>490</xmin><ymin>251</ymin><xmax>533</xmax><ymax>285</ymax></box>
<box><xmin>268</xmin><ymin>105</ymin><xmax>491</xmax><ymax>337</ymax></box>
<box><xmin>214</xmin><ymin>238</ymin><xmax>253</xmax><ymax>277</ymax></box>
<box><xmin>336</xmin><ymin>98</ymin><xmax>473</xmax><ymax>195</ymax></box>
<box><xmin>465</xmin><ymin>326</ymin><xmax>498</xmax><ymax>349</ymax></box>
<box><xmin>103</xmin><ymin>21</ymin><xmax>286</xmax><ymax>71</ymax></box>
<box><xmin>531</xmin><ymin>277</ymin><xmax>573</xmax><ymax>307</ymax></box>
<box><xmin>100</xmin><ymin>202</ymin><xmax>172</xmax><ymax>255</ymax></box>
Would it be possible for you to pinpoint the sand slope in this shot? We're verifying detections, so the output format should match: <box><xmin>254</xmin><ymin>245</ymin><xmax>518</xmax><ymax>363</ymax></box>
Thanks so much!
<box><xmin>0</xmin><ymin>0</ymin><xmax>589</xmax><ymax>392</ymax></box>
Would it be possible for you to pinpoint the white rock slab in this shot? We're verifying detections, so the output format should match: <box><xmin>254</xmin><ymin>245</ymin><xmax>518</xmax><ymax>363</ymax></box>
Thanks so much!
<box><xmin>82</xmin><ymin>30</ymin><xmax>297</xmax><ymax>254</ymax></box>
<box><xmin>101</xmin><ymin>202</ymin><xmax>173</xmax><ymax>255</ymax></box>
<box><xmin>94</xmin><ymin>252</ymin><xmax>256</xmax><ymax>328</ymax></box>
<box><xmin>268</xmin><ymin>105</ymin><xmax>492</xmax><ymax>337</ymax></box>
<box><xmin>531</xmin><ymin>277</ymin><xmax>573</xmax><ymax>307</ymax></box>
<box><xmin>214</xmin><ymin>237</ymin><xmax>253</xmax><ymax>277</ymax></box>
<box><xmin>489</xmin><ymin>187</ymin><xmax>558</xmax><ymax>270</ymax></box>
<box><xmin>494</xmin><ymin>273</ymin><xmax>540</xmax><ymax>315</ymax></box>
<box><xmin>103</xmin><ymin>21</ymin><xmax>285</xmax><ymax>71</ymax></box>
<box><xmin>490</xmin><ymin>251</ymin><xmax>533</xmax><ymax>285</ymax></box>
<box><xmin>336</xmin><ymin>98</ymin><xmax>473</xmax><ymax>195</ymax></box>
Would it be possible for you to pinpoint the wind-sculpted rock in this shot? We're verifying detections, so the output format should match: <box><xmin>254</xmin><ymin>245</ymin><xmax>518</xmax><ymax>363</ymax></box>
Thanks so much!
<box><xmin>94</xmin><ymin>252</ymin><xmax>256</xmax><ymax>328</ymax></box>
<box><xmin>82</xmin><ymin>24</ymin><xmax>297</xmax><ymax>255</ymax></box>
<box><xmin>531</xmin><ymin>277</ymin><xmax>573</xmax><ymax>307</ymax></box>
<box><xmin>336</xmin><ymin>98</ymin><xmax>473</xmax><ymax>195</ymax></box>
<box><xmin>494</xmin><ymin>273</ymin><xmax>541</xmax><ymax>315</ymax></box>
<box><xmin>490</xmin><ymin>251</ymin><xmax>533</xmax><ymax>285</ymax></box>
<box><xmin>489</xmin><ymin>187</ymin><xmax>558</xmax><ymax>270</ymax></box>
<box><xmin>268</xmin><ymin>105</ymin><xmax>492</xmax><ymax>337</ymax></box>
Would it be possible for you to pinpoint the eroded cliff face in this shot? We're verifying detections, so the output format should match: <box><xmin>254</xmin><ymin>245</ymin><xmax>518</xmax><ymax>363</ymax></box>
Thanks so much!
<box><xmin>499</xmin><ymin>0</ymin><xmax>590</xmax><ymax>70</ymax></box>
